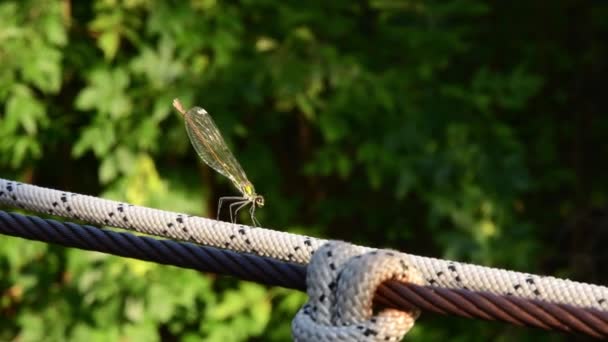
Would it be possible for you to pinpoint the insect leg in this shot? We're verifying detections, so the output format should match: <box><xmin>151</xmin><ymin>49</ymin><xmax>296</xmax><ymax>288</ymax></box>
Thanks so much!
<box><xmin>233</xmin><ymin>201</ymin><xmax>251</xmax><ymax>224</ymax></box>
<box><xmin>229</xmin><ymin>200</ymin><xmax>250</xmax><ymax>223</ymax></box>
<box><xmin>249</xmin><ymin>204</ymin><xmax>260</xmax><ymax>227</ymax></box>
<box><xmin>218</xmin><ymin>196</ymin><xmax>246</xmax><ymax>220</ymax></box>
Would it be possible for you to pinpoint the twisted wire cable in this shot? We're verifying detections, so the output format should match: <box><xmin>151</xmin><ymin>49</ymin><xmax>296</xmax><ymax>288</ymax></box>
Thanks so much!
<box><xmin>1</xmin><ymin>210</ymin><xmax>607</xmax><ymax>338</ymax></box>
<box><xmin>1</xmin><ymin>179</ymin><xmax>607</xmax><ymax>313</ymax></box>
<box><xmin>0</xmin><ymin>210</ymin><xmax>305</xmax><ymax>289</ymax></box>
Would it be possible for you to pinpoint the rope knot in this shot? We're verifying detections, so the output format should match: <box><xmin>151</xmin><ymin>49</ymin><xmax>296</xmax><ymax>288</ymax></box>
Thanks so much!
<box><xmin>292</xmin><ymin>241</ymin><xmax>425</xmax><ymax>341</ymax></box>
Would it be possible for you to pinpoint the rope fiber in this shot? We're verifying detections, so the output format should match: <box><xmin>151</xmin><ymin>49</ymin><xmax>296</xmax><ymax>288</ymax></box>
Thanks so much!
<box><xmin>1</xmin><ymin>179</ymin><xmax>606</xmax><ymax>315</ymax></box>
<box><xmin>1</xmin><ymin>210</ymin><xmax>607</xmax><ymax>338</ymax></box>
<box><xmin>292</xmin><ymin>242</ymin><xmax>425</xmax><ymax>341</ymax></box>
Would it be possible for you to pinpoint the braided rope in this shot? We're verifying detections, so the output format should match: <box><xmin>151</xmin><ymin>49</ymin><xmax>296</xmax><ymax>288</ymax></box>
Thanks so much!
<box><xmin>1</xmin><ymin>210</ymin><xmax>607</xmax><ymax>338</ymax></box>
<box><xmin>292</xmin><ymin>242</ymin><xmax>424</xmax><ymax>341</ymax></box>
<box><xmin>1</xmin><ymin>178</ymin><xmax>607</xmax><ymax>314</ymax></box>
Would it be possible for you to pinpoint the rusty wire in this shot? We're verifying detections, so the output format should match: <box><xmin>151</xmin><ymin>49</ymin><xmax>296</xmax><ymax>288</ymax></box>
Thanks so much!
<box><xmin>0</xmin><ymin>210</ymin><xmax>606</xmax><ymax>339</ymax></box>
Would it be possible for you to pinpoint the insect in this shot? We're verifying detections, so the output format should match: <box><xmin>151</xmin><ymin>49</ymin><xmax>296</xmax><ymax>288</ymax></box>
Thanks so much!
<box><xmin>173</xmin><ymin>99</ymin><xmax>264</xmax><ymax>226</ymax></box>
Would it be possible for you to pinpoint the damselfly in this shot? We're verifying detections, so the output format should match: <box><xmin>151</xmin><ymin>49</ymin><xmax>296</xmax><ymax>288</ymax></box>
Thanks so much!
<box><xmin>173</xmin><ymin>99</ymin><xmax>264</xmax><ymax>226</ymax></box>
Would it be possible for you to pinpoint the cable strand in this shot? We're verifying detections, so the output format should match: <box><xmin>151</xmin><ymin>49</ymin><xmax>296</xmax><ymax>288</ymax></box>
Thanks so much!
<box><xmin>2</xmin><ymin>178</ymin><xmax>607</xmax><ymax>314</ymax></box>
<box><xmin>1</xmin><ymin>210</ymin><xmax>607</xmax><ymax>338</ymax></box>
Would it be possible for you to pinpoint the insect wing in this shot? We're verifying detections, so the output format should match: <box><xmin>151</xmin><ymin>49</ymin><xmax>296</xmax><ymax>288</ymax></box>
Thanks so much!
<box><xmin>184</xmin><ymin>107</ymin><xmax>250</xmax><ymax>191</ymax></box>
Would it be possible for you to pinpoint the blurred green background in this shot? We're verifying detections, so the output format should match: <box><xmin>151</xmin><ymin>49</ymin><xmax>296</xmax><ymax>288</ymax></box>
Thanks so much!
<box><xmin>1</xmin><ymin>0</ymin><xmax>607</xmax><ymax>341</ymax></box>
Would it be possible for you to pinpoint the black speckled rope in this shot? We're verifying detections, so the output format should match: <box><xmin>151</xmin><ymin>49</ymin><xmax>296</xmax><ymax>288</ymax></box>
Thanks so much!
<box><xmin>0</xmin><ymin>210</ymin><xmax>607</xmax><ymax>339</ymax></box>
<box><xmin>2</xmin><ymin>178</ymin><xmax>607</xmax><ymax>315</ymax></box>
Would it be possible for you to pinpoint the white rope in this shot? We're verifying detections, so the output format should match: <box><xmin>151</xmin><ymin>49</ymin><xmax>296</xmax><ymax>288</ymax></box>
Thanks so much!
<box><xmin>292</xmin><ymin>241</ymin><xmax>423</xmax><ymax>341</ymax></box>
<box><xmin>1</xmin><ymin>178</ymin><xmax>607</xmax><ymax>313</ymax></box>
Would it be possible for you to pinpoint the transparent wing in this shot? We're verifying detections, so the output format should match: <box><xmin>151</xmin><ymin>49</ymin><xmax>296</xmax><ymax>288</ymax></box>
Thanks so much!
<box><xmin>184</xmin><ymin>106</ymin><xmax>251</xmax><ymax>193</ymax></box>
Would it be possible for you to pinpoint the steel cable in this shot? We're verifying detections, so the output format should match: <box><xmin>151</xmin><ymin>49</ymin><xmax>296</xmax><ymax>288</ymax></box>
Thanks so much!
<box><xmin>0</xmin><ymin>210</ymin><xmax>606</xmax><ymax>338</ymax></box>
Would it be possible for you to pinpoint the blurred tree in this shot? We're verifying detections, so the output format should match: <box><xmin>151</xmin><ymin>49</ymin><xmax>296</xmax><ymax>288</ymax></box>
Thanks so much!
<box><xmin>0</xmin><ymin>0</ymin><xmax>606</xmax><ymax>341</ymax></box>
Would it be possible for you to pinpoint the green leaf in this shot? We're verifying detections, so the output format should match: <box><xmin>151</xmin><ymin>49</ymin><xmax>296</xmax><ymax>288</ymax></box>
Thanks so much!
<box><xmin>42</xmin><ymin>10</ymin><xmax>67</xmax><ymax>46</ymax></box>
<box><xmin>99</xmin><ymin>154</ymin><xmax>118</xmax><ymax>184</ymax></box>
<box><xmin>122</xmin><ymin>321</ymin><xmax>159</xmax><ymax>342</ymax></box>
<box><xmin>75</xmin><ymin>88</ymin><xmax>99</xmax><ymax>110</ymax></box>
<box><xmin>11</xmin><ymin>136</ymin><xmax>39</xmax><ymax>167</ymax></box>
<box><xmin>99</xmin><ymin>31</ymin><xmax>120</xmax><ymax>60</ymax></box>
<box><xmin>74</xmin><ymin>68</ymin><xmax>131</xmax><ymax>118</ymax></box>
<box><xmin>5</xmin><ymin>85</ymin><xmax>47</xmax><ymax>135</ymax></box>
<box><xmin>20</xmin><ymin>43</ymin><xmax>63</xmax><ymax>93</ymax></box>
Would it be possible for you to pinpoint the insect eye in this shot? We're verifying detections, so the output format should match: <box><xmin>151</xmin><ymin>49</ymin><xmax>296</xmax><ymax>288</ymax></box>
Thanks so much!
<box><xmin>256</xmin><ymin>197</ymin><xmax>265</xmax><ymax>207</ymax></box>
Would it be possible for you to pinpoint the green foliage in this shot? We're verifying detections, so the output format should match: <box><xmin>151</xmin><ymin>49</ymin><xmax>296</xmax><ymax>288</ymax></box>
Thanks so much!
<box><xmin>1</xmin><ymin>0</ymin><xmax>607</xmax><ymax>341</ymax></box>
